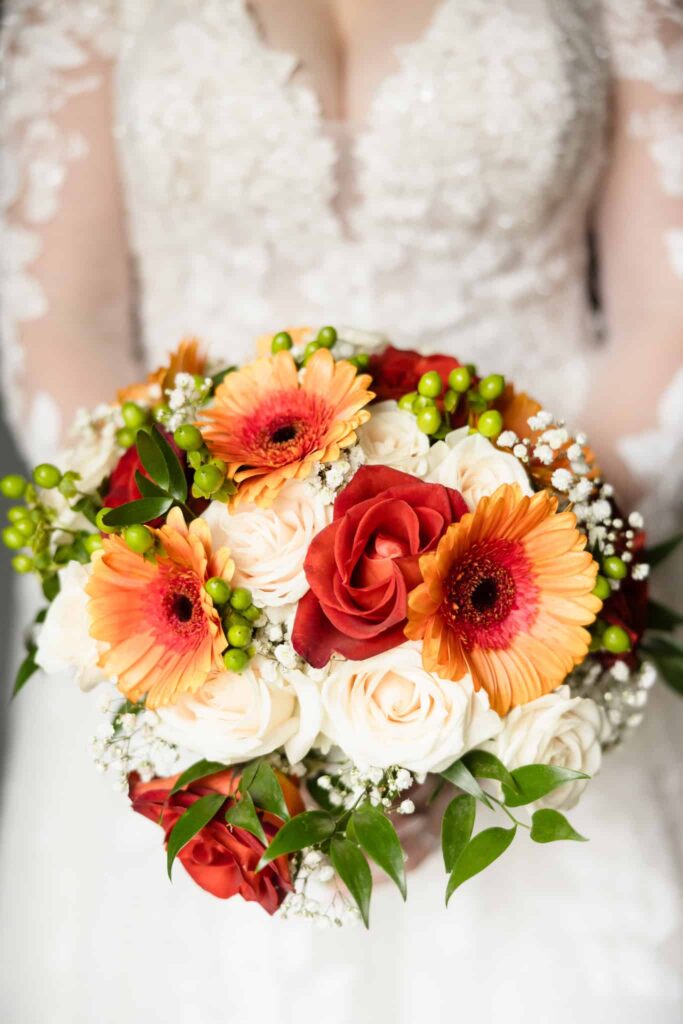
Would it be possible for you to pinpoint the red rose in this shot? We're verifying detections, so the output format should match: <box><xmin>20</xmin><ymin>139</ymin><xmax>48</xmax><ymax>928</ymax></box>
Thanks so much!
<box><xmin>369</xmin><ymin>346</ymin><xmax>461</xmax><ymax>402</ymax></box>
<box><xmin>129</xmin><ymin>768</ymin><xmax>305</xmax><ymax>914</ymax></box>
<box><xmin>292</xmin><ymin>465</ymin><xmax>468</xmax><ymax>667</ymax></box>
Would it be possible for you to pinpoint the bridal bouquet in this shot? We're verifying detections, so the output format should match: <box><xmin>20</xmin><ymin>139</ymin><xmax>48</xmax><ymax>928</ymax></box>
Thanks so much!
<box><xmin>3</xmin><ymin>328</ymin><xmax>681</xmax><ymax>926</ymax></box>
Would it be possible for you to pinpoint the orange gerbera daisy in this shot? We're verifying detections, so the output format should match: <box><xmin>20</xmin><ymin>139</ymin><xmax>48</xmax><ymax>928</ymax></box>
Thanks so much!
<box><xmin>405</xmin><ymin>484</ymin><xmax>601</xmax><ymax>715</ymax></box>
<box><xmin>117</xmin><ymin>337</ymin><xmax>207</xmax><ymax>405</ymax></box>
<box><xmin>87</xmin><ymin>508</ymin><xmax>233</xmax><ymax>709</ymax></box>
<box><xmin>198</xmin><ymin>348</ymin><xmax>374</xmax><ymax>506</ymax></box>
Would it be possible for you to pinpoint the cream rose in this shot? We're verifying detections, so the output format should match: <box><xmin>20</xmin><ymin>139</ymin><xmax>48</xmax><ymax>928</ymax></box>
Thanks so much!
<box><xmin>35</xmin><ymin>562</ymin><xmax>110</xmax><ymax>691</ymax></box>
<box><xmin>202</xmin><ymin>480</ymin><xmax>331</xmax><ymax>607</ymax></box>
<box><xmin>320</xmin><ymin>644</ymin><xmax>502</xmax><ymax>773</ymax></box>
<box><xmin>425</xmin><ymin>427</ymin><xmax>533</xmax><ymax>509</ymax></box>
<box><xmin>155</xmin><ymin>657</ymin><xmax>322</xmax><ymax>765</ymax></box>
<box><xmin>357</xmin><ymin>400</ymin><xmax>430</xmax><ymax>476</ymax></box>
<box><xmin>488</xmin><ymin>686</ymin><xmax>605</xmax><ymax>811</ymax></box>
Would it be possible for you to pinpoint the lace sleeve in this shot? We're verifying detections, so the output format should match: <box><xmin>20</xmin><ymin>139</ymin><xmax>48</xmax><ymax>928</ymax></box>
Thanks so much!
<box><xmin>0</xmin><ymin>1</ymin><xmax>138</xmax><ymax>464</ymax></box>
<box><xmin>590</xmin><ymin>1</ymin><xmax>683</xmax><ymax>535</ymax></box>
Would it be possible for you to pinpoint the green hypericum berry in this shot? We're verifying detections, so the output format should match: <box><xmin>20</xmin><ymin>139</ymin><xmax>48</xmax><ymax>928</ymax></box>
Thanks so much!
<box><xmin>194</xmin><ymin>463</ymin><xmax>224</xmax><ymax>494</ymax></box>
<box><xmin>0</xmin><ymin>474</ymin><xmax>28</xmax><ymax>500</ymax></box>
<box><xmin>121</xmin><ymin>401</ymin><xmax>149</xmax><ymax>430</ymax></box>
<box><xmin>83</xmin><ymin>534</ymin><xmax>104</xmax><ymax>555</ymax></box>
<box><xmin>271</xmin><ymin>331</ymin><xmax>293</xmax><ymax>353</ymax></box>
<box><xmin>443</xmin><ymin>389</ymin><xmax>459</xmax><ymax>413</ymax></box>
<box><xmin>33</xmin><ymin>463</ymin><xmax>62</xmax><ymax>489</ymax></box>
<box><xmin>478</xmin><ymin>410</ymin><xmax>504</xmax><ymax>438</ymax></box>
<box><xmin>205</xmin><ymin>577</ymin><xmax>232</xmax><ymax>604</ymax></box>
<box><xmin>7</xmin><ymin>506</ymin><xmax>29</xmax><ymax>523</ymax></box>
<box><xmin>58</xmin><ymin>474</ymin><xmax>78</xmax><ymax>499</ymax></box>
<box><xmin>398</xmin><ymin>391</ymin><xmax>418</xmax><ymax>412</ymax></box>
<box><xmin>592</xmin><ymin>575</ymin><xmax>611</xmax><ymax>601</ymax></box>
<box><xmin>224</xmin><ymin>610</ymin><xmax>250</xmax><ymax>631</ymax></box>
<box><xmin>227</xmin><ymin>623</ymin><xmax>253</xmax><ymax>648</ymax></box>
<box><xmin>11</xmin><ymin>554</ymin><xmax>33</xmax><ymax>574</ymax></box>
<box><xmin>15</xmin><ymin>517</ymin><xmax>36</xmax><ymax>539</ymax></box>
<box><xmin>116</xmin><ymin>426</ymin><xmax>137</xmax><ymax>449</ymax></box>
<box><xmin>350</xmin><ymin>352</ymin><xmax>370</xmax><ymax>369</ymax></box>
<box><xmin>303</xmin><ymin>340</ymin><xmax>322</xmax><ymax>363</ymax></box>
<box><xmin>174</xmin><ymin>424</ymin><xmax>203</xmax><ymax>452</ymax></box>
<box><xmin>603</xmin><ymin>555</ymin><xmax>627</xmax><ymax>581</ymax></box>
<box><xmin>2</xmin><ymin>526</ymin><xmax>24</xmax><ymax>550</ymax></box>
<box><xmin>317</xmin><ymin>325</ymin><xmax>337</xmax><ymax>349</ymax></box>
<box><xmin>123</xmin><ymin>524</ymin><xmax>155</xmax><ymax>554</ymax></box>
<box><xmin>413</xmin><ymin>394</ymin><xmax>435</xmax><ymax>412</ymax></box>
<box><xmin>418</xmin><ymin>370</ymin><xmax>443</xmax><ymax>399</ymax></box>
<box><xmin>223</xmin><ymin>648</ymin><xmax>250</xmax><ymax>673</ymax></box>
<box><xmin>95</xmin><ymin>507</ymin><xmax>116</xmax><ymax>533</ymax></box>
<box><xmin>478</xmin><ymin>374</ymin><xmax>505</xmax><ymax>401</ymax></box>
<box><xmin>448</xmin><ymin>367</ymin><xmax>472</xmax><ymax>393</ymax></box>
<box><xmin>230</xmin><ymin>586</ymin><xmax>252</xmax><ymax>611</ymax></box>
<box><xmin>153</xmin><ymin>403</ymin><xmax>170</xmax><ymax>423</ymax></box>
<box><xmin>417</xmin><ymin>406</ymin><xmax>442</xmax><ymax>436</ymax></box>
<box><xmin>602</xmin><ymin>624</ymin><xmax>632</xmax><ymax>654</ymax></box>
<box><xmin>242</xmin><ymin>604</ymin><xmax>261</xmax><ymax>622</ymax></box>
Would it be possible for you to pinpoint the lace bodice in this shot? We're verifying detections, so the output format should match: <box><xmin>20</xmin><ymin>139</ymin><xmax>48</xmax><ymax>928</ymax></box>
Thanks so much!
<box><xmin>2</xmin><ymin>0</ymin><xmax>683</xmax><ymax>529</ymax></box>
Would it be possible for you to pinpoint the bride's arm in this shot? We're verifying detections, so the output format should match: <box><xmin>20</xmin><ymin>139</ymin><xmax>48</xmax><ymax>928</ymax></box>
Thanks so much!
<box><xmin>587</xmin><ymin>2</ymin><xmax>683</xmax><ymax>526</ymax></box>
<box><xmin>1</xmin><ymin>3</ymin><xmax>140</xmax><ymax>465</ymax></box>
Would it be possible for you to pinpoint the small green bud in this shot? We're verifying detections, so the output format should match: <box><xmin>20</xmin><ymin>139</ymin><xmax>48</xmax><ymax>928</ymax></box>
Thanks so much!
<box><xmin>227</xmin><ymin>623</ymin><xmax>253</xmax><ymax>649</ymax></box>
<box><xmin>121</xmin><ymin>401</ymin><xmax>150</xmax><ymax>430</ymax></box>
<box><xmin>478</xmin><ymin>374</ymin><xmax>505</xmax><ymax>401</ymax></box>
<box><xmin>603</xmin><ymin>555</ymin><xmax>627</xmax><ymax>581</ymax></box>
<box><xmin>223</xmin><ymin>648</ymin><xmax>250</xmax><ymax>673</ymax></box>
<box><xmin>7</xmin><ymin>506</ymin><xmax>29</xmax><ymax>523</ymax></box>
<box><xmin>116</xmin><ymin>426</ymin><xmax>137</xmax><ymax>449</ymax></box>
<box><xmin>418</xmin><ymin>370</ymin><xmax>443</xmax><ymax>399</ymax></box>
<box><xmin>398</xmin><ymin>391</ymin><xmax>418</xmax><ymax>412</ymax></box>
<box><xmin>303</xmin><ymin>340</ymin><xmax>322</xmax><ymax>363</ymax></box>
<box><xmin>271</xmin><ymin>331</ymin><xmax>293</xmax><ymax>353</ymax></box>
<box><xmin>592</xmin><ymin>575</ymin><xmax>611</xmax><ymax>601</ymax></box>
<box><xmin>477</xmin><ymin>410</ymin><xmax>504</xmax><ymax>438</ymax></box>
<box><xmin>416</xmin><ymin>406</ymin><xmax>442</xmax><ymax>436</ymax></box>
<box><xmin>317</xmin><ymin>325</ymin><xmax>337</xmax><ymax>349</ymax></box>
<box><xmin>448</xmin><ymin>367</ymin><xmax>472</xmax><ymax>393</ymax></box>
<box><xmin>11</xmin><ymin>554</ymin><xmax>33</xmax><ymax>574</ymax></box>
<box><xmin>194</xmin><ymin>463</ymin><xmax>224</xmax><ymax>494</ymax></box>
<box><xmin>205</xmin><ymin>577</ymin><xmax>232</xmax><ymax>604</ymax></box>
<box><xmin>230</xmin><ymin>586</ymin><xmax>252</xmax><ymax>611</ymax></box>
<box><xmin>0</xmin><ymin>474</ymin><xmax>28</xmax><ymax>500</ymax></box>
<box><xmin>15</xmin><ymin>517</ymin><xmax>36</xmax><ymax>539</ymax></box>
<box><xmin>602</xmin><ymin>624</ymin><xmax>632</xmax><ymax>654</ymax></box>
<box><xmin>443</xmin><ymin>389</ymin><xmax>459</xmax><ymax>414</ymax></box>
<box><xmin>242</xmin><ymin>604</ymin><xmax>261</xmax><ymax>623</ymax></box>
<box><xmin>83</xmin><ymin>534</ymin><xmax>104</xmax><ymax>555</ymax></box>
<box><xmin>33</xmin><ymin>463</ymin><xmax>62</xmax><ymax>489</ymax></box>
<box><xmin>123</xmin><ymin>524</ymin><xmax>155</xmax><ymax>554</ymax></box>
<box><xmin>173</xmin><ymin>424</ymin><xmax>203</xmax><ymax>452</ymax></box>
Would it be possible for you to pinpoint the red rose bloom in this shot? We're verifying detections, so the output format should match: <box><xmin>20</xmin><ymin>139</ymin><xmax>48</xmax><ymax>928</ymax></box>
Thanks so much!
<box><xmin>292</xmin><ymin>465</ymin><xmax>468</xmax><ymax>667</ymax></box>
<box><xmin>369</xmin><ymin>346</ymin><xmax>461</xmax><ymax>402</ymax></box>
<box><xmin>129</xmin><ymin>769</ymin><xmax>304</xmax><ymax>914</ymax></box>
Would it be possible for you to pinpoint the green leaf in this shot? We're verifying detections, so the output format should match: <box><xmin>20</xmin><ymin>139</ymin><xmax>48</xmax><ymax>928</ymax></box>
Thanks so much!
<box><xmin>224</xmin><ymin>792</ymin><xmax>267</xmax><ymax>844</ymax></box>
<box><xmin>441</xmin><ymin>758</ymin><xmax>493</xmax><ymax>808</ymax></box>
<box><xmin>152</xmin><ymin>425</ymin><xmax>187</xmax><ymax>502</ymax></box>
<box><xmin>641</xmin><ymin>638</ymin><xmax>683</xmax><ymax>696</ymax></box>
<box><xmin>135</xmin><ymin>470</ymin><xmax>169</xmax><ymax>499</ymax></box>
<box><xmin>441</xmin><ymin>794</ymin><xmax>476</xmax><ymax>873</ymax></box>
<box><xmin>238</xmin><ymin>759</ymin><xmax>263</xmax><ymax>793</ymax></box>
<box><xmin>348</xmin><ymin>804</ymin><xmax>407</xmax><ymax>900</ymax></box>
<box><xmin>166</xmin><ymin>792</ymin><xmax>226</xmax><ymax>879</ymax></box>
<box><xmin>502</xmin><ymin>765</ymin><xmax>589</xmax><ymax>807</ymax></box>
<box><xmin>306</xmin><ymin>774</ymin><xmax>339</xmax><ymax>814</ymax></box>
<box><xmin>330</xmin><ymin>837</ymin><xmax>372</xmax><ymax>928</ymax></box>
<box><xmin>169</xmin><ymin>759</ymin><xmax>229</xmax><ymax>796</ymax></box>
<box><xmin>212</xmin><ymin>366</ymin><xmax>236</xmax><ymax>388</ymax></box>
<box><xmin>136</xmin><ymin>429</ymin><xmax>170</xmax><ymax>490</ymax></box>
<box><xmin>644</xmin><ymin>531</ymin><xmax>683</xmax><ymax>568</ymax></box>
<box><xmin>257</xmin><ymin>810</ymin><xmax>336</xmax><ymax>870</ymax></box>
<box><xmin>446</xmin><ymin>826</ymin><xmax>516</xmax><ymax>904</ymax></box>
<box><xmin>12</xmin><ymin>644</ymin><xmax>39</xmax><ymax>697</ymax></box>
<box><xmin>462</xmin><ymin>749</ymin><xmax>518</xmax><ymax>791</ymax></box>
<box><xmin>72</xmin><ymin>495</ymin><xmax>101</xmax><ymax>526</ymax></box>
<box><xmin>245</xmin><ymin>761</ymin><xmax>290</xmax><ymax>821</ymax></box>
<box><xmin>42</xmin><ymin>573</ymin><xmax>60</xmax><ymax>602</ymax></box>
<box><xmin>530</xmin><ymin>809</ymin><xmax>588</xmax><ymax>844</ymax></box>
<box><xmin>100</xmin><ymin>496</ymin><xmax>172</xmax><ymax>528</ymax></box>
<box><xmin>646</xmin><ymin>599</ymin><xmax>683</xmax><ymax>632</ymax></box>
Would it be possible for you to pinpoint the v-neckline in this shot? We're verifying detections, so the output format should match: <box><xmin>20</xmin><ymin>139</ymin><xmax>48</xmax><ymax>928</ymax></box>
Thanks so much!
<box><xmin>238</xmin><ymin>0</ymin><xmax>451</xmax><ymax>138</ymax></box>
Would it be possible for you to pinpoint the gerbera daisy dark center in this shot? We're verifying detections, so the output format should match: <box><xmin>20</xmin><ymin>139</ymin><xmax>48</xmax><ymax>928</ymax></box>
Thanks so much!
<box><xmin>158</xmin><ymin>571</ymin><xmax>205</xmax><ymax>638</ymax></box>
<box><xmin>270</xmin><ymin>424</ymin><xmax>298</xmax><ymax>444</ymax></box>
<box><xmin>444</xmin><ymin>554</ymin><xmax>516</xmax><ymax>630</ymax></box>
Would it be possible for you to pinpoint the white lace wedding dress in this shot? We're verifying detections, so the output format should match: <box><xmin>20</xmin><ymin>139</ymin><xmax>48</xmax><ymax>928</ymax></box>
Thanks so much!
<box><xmin>1</xmin><ymin>2</ymin><xmax>682</xmax><ymax>1022</ymax></box>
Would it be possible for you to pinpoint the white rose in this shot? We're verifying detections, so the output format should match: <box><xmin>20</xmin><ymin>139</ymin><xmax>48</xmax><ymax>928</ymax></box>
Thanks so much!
<box><xmin>155</xmin><ymin>657</ymin><xmax>322</xmax><ymax>765</ymax></box>
<box><xmin>202</xmin><ymin>480</ymin><xmax>331</xmax><ymax>607</ymax></box>
<box><xmin>425</xmin><ymin>427</ymin><xmax>533</xmax><ymax>509</ymax></box>
<box><xmin>35</xmin><ymin>562</ymin><xmax>110</xmax><ymax>691</ymax></box>
<box><xmin>488</xmin><ymin>686</ymin><xmax>604</xmax><ymax>811</ymax></box>
<box><xmin>60</xmin><ymin>403</ymin><xmax>123</xmax><ymax>493</ymax></box>
<box><xmin>320</xmin><ymin>644</ymin><xmax>502</xmax><ymax>774</ymax></box>
<box><xmin>357</xmin><ymin>400</ymin><xmax>430</xmax><ymax>476</ymax></box>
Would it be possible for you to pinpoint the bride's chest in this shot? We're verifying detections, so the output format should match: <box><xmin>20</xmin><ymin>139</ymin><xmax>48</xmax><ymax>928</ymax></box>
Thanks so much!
<box><xmin>115</xmin><ymin>0</ymin><xmax>610</xmax><ymax>243</ymax></box>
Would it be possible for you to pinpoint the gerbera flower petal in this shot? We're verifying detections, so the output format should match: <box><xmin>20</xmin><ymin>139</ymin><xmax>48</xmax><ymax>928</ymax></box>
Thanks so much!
<box><xmin>405</xmin><ymin>483</ymin><xmax>601</xmax><ymax>714</ymax></box>
<box><xmin>87</xmin><ymin>510</ymin><xmax>233</xmax><ymax>709</ymax></box>
<box><xmin>198</xmin><ymin>349</ymin><xmax>374</xmax><ymax>507</ymax></box>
